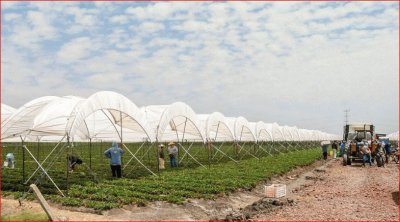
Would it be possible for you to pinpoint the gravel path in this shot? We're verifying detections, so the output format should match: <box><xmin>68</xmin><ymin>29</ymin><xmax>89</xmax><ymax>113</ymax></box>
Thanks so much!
<box><xmin>254</xmin><ymin>159</ymin><xmax>399</xmax><ymax>221</ymax></box>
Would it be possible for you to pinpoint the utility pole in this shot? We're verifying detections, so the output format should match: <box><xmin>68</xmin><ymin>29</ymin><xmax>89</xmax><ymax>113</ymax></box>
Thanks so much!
<box><xmin>344</xmin><ymin>109</ymin><xmax>350</xmax><ymax>125</ymax></box>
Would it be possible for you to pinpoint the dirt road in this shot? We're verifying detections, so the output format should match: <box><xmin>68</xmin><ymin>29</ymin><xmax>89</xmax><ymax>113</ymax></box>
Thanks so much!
<box><xmin>254</xmin><ymin>159</ymin><xmax>399</xmax><ymax>221</ymax></box>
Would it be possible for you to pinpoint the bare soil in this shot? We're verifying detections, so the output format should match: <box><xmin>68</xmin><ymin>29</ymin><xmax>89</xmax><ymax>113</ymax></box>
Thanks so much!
<box><xmin>2</xmin><ymin>157</ymin><xmax>398</xmax><ymax>221</ymax></box>
<box><xmin>253</xmin><ymin>159</ymin><xmax>399</xmax><ymax>221</ymax></box>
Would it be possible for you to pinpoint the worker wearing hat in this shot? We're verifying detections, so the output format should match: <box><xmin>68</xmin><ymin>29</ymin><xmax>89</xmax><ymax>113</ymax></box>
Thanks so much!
<box><xmin>167</xmin><ymin>142</ymin><xmax>178</xmax><ymax>168</ymax></box>
<box><xmin>158</xmin><ymin>144</ymin><xmax>165</xmax><ymax>170</ymax></box>
<box><xmin>4</xmin><ymin>153</ymin><xmax>15</xmax><ymax>169</ymax></box>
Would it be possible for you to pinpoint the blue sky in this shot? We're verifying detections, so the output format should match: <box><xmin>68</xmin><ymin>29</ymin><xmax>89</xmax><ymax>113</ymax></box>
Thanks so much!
<box><xmin>1</xmin><ymin>1</ymin><xmax>398</xmax><ymax>135</ymax></box>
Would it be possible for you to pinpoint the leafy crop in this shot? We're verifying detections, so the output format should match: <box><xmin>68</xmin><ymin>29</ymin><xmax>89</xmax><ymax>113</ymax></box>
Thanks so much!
<box><xmin>2</xmin><ymin>141</ymin><xmax>322</xmax><ymax>210</ymax></box>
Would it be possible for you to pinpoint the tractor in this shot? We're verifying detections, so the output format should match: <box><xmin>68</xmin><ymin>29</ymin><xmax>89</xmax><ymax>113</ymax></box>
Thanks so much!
<box><xmin>342</xmin><ymin>123</ymin><xmax>374</xmax><ymax>166</ymax></box>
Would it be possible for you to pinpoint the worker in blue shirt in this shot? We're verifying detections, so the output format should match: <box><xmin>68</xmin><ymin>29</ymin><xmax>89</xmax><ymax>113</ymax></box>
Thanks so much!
<box><xmin>339</xmin><ymin>141</ymin><xmax>345</xmax><ymax>157</ymax></box>
<box><xmin>384</xmin><ymin>141</ymin><xmax>391</xmax><ymax>164</ymax></box>
<box><xmin>104</xmin><ymin>141</ymin><xmax>124</xmax><ymax>178</ymax></box>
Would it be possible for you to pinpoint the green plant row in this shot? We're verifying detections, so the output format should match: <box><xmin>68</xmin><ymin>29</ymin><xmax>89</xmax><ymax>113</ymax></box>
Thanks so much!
<box><xmin>42</xmin><ymin>148</ymin><xmax>321</xmax><ymax>210</ymax></box>
<box><xmin>2</xmin><ymin>141</ymin><xmax>316</xmax><ymax>194</ymax></box>
<box><xmin>2</xmin><ymin>141</ymin><xmax>322</xmax><ymax>210</ymax></box>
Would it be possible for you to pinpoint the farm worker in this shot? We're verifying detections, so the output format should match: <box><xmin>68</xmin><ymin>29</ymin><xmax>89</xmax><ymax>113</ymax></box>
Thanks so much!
<box><xmin>360</xmin><ymin>143</ymin><xmax>372</xmax><ymax>167</ymax></box>
<box><xmin>371</xmin><ymin>140</ymin><xmax>378</xmax><ymax>154</ymax></box>
<box><xmin>331</xmin><ymin>141</ymin><xmax>338</xmax><ymax>159</ymax></box>
<box><xmin>67</xmin><ymin>154</ymin><xmax>83</xmax><ymax>172</ymax></box>
<box><xmin>167</xmin><ymin>142</ymin><xmax>178</xmax><ymax>168</ymax></box>
<box><xmin>356</xmin><ymin>141</ymin><xmax>364</xmax><ymax>155</ymax></box>
<box><xmin>3</xmin><ymin>153</ymin><xmax>15</xmax><ymax>169</ymax></box>
<box><xmin>104</xmin><ymin>141</ymin><xmax>125</xmax><ymax>178</ymax></box>
<box><xmin>340</xmin><ymin>141</ymin><xmax>345</xmax><ymax>157</ymax></box>
<box><xmin>158</xmin><ymin>144</ymin><xmax>165</xmax><ymax>170</ymax></box>
<box><xmin>374</xmin><ymin>142</ymin><xmax>384</xmax><ymax>164</ymax></box>
<box><xmin>384</xmin><ymin>142</ymin><xmax>391</xmax><ymax>164</ymax></box>
<box><xmin>321</xmin><ymin>141</ymin><xmax>328</xmax><ymax>160</ymax></box>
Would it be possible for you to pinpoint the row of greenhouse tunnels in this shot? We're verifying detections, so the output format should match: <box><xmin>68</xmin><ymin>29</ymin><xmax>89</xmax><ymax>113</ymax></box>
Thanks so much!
<box><xmin>1</xmin><ymin>91</ymin><xmax>342</xmax><ymax>196</ymax></box>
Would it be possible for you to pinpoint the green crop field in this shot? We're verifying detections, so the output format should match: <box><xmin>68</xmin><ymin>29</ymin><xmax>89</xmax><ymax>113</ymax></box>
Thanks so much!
<box><xmin>1</xmin><ymin>141</ymin><xmax>322</xmax><ymax>210</ymax></box>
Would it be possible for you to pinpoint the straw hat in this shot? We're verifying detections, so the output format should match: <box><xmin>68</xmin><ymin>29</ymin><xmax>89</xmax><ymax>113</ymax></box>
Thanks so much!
<box><xmin>159</xmin><ymin>144</ymin><xmax>164</xmax><ymax>147</ymax></box>
<box><xmin>168</xmin><ymin>142</ymin><xmax>175</xmax><ymax>146</ymax></box>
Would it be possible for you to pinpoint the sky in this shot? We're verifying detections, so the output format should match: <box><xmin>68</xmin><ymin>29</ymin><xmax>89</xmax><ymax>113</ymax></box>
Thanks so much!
<box><xmin>1</xmin><ymin>1</ymin><xmax>398</xmax><ymax>135</ymax></box>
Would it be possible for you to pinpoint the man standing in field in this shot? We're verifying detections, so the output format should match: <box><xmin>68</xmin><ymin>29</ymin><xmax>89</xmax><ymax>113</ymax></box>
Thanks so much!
<box><xmin>321</xmin><ymin>141</ymin><xmax>329</xmax><ymax>160</ymax></box>
<box><xmin>360</xmin><ymin>142</ymin><xmax>372</xmax><ymax>167</ymax></box>
<box><xmin>104</xmin><ymin>141</ymin><xmax>125</xmax><ymax>178</ymax></box>
<box><xmin>339</xmin><ymin>141</ymin><xmax>346</xmax><ymax>157</ymax></box>
<box><xmin>3</xmin><ymin>153</ymin><xmax>15</xmax><ymax>169</ymax></box>
<box><xmin>168</xmin><ymin>142</ymin><xmax>178</xmax><ymax>168</ymax></box>
<box><xmin>384</xmin><ymin>141</ymin><xmax>391</xmax><ymax>164</ymax></box>
<box><xmin>159</xmin><ymin>144</ymin><xmax>165</xmax><ymax>170</ymax></box>
<box><xmin>331</xmin><ymin>141</ymin><xmax>338</xmax><ymax>159</ymax></box>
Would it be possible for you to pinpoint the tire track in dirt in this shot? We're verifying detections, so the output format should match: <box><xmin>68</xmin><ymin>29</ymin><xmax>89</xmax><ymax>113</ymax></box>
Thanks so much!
<box><xmin>253</xmin><ymin>159</ymin><xmax>399</xmax><ymax>221</ymax></box>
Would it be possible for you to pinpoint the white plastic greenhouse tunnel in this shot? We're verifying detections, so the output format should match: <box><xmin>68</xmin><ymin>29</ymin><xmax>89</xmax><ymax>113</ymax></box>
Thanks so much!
<box><xmin>65</xmin><ymin>91</ymin><xmax>157</xmax><ymax>183</ymax></box>
<box><xmin>2</xmin><ymin>92</ymin><xmax>157</xmax><ymax>196</ymax></box>
<box><xmin>251</xmin><ymin>121</ymin><xmax>274</xmax><ymax>156</ymax></box>
<box><xmin>387</xmin><ymin>131</ymin><xmax>399</xmax><ymax>141</ymax></box>
<box><xmin>224</xmin><ymin>116</ymin><xmax>258</xmax><ymax>160</ymax></box>
<box><xmin>197</xmin><ymin>112</ymin><xmax>238</xmax><ymax>163</ymax></box>
<box><xmin>141</xmin><ymin>102</ymin><xmax>206</xmax><ymax>168</ymax></box>
<box><xmin>1</xmin><ymin>91</ymin><xmax>341</xmax><ymax>197</ymax></box>
<box><xmin>1</xmin><ymin>103</ymin><xmax>16</xmax><ymax>125</ymax></box>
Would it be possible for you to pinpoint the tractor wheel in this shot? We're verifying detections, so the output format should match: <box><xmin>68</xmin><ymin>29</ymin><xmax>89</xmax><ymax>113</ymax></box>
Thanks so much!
<box><xmin>348</xmin><ymin>156</ymin><xmax>352</xmax><ymax>165</ymax></box>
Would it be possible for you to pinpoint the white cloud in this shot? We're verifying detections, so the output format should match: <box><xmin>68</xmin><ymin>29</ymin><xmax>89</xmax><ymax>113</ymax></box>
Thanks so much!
<box><xmin>78</xmin><ymin>14</ymin><xmax>97</xmax><ymax>26</ymax></box>
<box><xmin>63</xmin><ymin>6</ymin><xmax>99</xmax><ymax>31</ymax></box>
<box><xmin>88</xmin><ymin>73</ymin><xmax>124</xmax><ymax>86</ymax></box>
<box><xmin>5</xmin><ymin>10</ymin><xmax>59</xmax><ymax>51</ymax></box>
<box><xmin>125</xmin><ymin>6</ymin><xmax>145</xmax><ymax>19</ymax></box>
<box><xmin>27</xmin><ymin>11</ymin><xmax>58</xmax><ymax>38</ymax></box>
<box><xmin>173</xmin><ymin>20</ymin><xmax>208</xmax><ymax>32</ymax></box>
<box><xmin>1</xmin><ymin>1</ymin><xmax>22</xmax><ymax>10</ymax></box>
<box><xmin>135</xmin><ymin>21</ymin><xmax>165</xmax><ymax>33</ymax></box>
<box><xmin>4</xmin><ymin>13</ymin><xmax>21</xmax><ymax>22</ymax></box>
<box><xmin>57</xmin><ymin>37</ymin><xmax>100</xmax><ymax>62</ymax></box>
<box><xmin>125</xmin><ymin>2</ymin><xmax>189</xmax><ymax>21</ymax></box>
<box><xmin>110</xmin><ymin>15</ymin><xmax>129</xmax><ymax>24</ymax></box>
